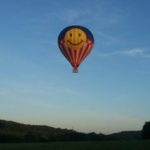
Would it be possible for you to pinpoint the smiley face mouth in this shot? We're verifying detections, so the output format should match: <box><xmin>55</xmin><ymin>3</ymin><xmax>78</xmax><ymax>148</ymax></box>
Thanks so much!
<box><xmin>68</xmin><ymin>40</ymin><xmax>83</xmax><ymax>45</ymax></box>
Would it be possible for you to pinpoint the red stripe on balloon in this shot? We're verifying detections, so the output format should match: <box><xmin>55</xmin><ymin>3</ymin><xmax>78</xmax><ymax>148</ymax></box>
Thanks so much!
<box><xmin>80</xmin><ymin>44</ymin><xmax>93</xmax><ymax>64</ymax></box>
<box><xmin>75</xmin><ymin>50</ymin><xmax>79</xmax><ymax>65</ymax></box>
<box><xmin>71</xmin><ymin>50</ymin><xmax>76</xmax><ymax>65</ymax></box>
<box><xmin>61</xmin><ymin>43</ymin><xmax>73</xmax><ymax>64</ymax></box>
<box><xmin>77</xmin><ymin>43</ymin><xmax>89</xmax><ymax>64</ymax></box>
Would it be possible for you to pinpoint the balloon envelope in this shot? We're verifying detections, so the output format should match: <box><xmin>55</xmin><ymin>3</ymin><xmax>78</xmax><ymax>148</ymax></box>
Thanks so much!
<box><xmin>58</xmin><ymin>25</ymin><xmax>94</xmax><ymax>73</ymax></box>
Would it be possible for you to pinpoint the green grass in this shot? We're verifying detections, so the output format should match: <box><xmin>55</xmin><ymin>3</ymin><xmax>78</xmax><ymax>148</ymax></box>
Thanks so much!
<box><xmin>0</xmin><ymin>140</ymin><xmax>150</xmax><ymax>150</ymax></box>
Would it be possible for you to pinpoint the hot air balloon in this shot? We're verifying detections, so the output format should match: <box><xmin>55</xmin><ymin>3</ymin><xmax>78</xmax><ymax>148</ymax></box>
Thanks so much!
<box><xmin>58</xmin><ymin>25</ymin><xmax>94</xmax><ymax>73</ymax></box>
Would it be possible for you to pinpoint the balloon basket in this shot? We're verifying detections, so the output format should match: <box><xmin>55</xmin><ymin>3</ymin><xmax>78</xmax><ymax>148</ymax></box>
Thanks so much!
<box><xmin>73</xmin><ymin>68</ymin><xmax>78</xmax><ymax>73</ymax></box>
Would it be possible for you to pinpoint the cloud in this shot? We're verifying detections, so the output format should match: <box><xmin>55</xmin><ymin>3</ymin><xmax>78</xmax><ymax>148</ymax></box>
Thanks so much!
<box><xmin>98</xmin><ymin>48</ymin><xmax>150</xmax><ymax>58</ymax></box>
<box><xmin>118</xmin><ymin>48</ymin><xmax>146</xmax><ymax>56</ymax></box>
<box><xmin>27</xmin><ymin>0</ymin><xmax>124</xmax><ymax>26</ymax></box>
<box><xmin>143</xmin><ymin>54</ymin><xmax>150</xmax><ymax>58</ymax></box>
<box><xmin>55</xmin><ymin>7</ymin><xmax>122</xmax><ymax>25</ymax></box>
<box><xmin>0</xmin><ymin>84</ymin><xmax>82</xmax><ymax>98</ymax></box>
<box><xmin>96</xmin><ymin>31</ymin><xmax>119</xmax><ymax>46</ymax></box>
<box><xmin>56</xmin><ymin>10</ymin><xmax>87</xmax><ymax>24</ymax></box>
<box><xmin>46</xmin><ymin>9</ymin><xmax>93</xmax><ymax>25</ymax></box>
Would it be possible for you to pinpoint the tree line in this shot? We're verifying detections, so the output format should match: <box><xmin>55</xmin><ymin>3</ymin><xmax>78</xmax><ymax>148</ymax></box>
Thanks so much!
<box><xmin>0</xmin><ymin>120</ymin><xmax>104</xmax><ymax>142</ymax></box>
<box><xmin>0</xmin><ymin>119</ymin><xmax>150</xmax><ymax>143</ymax></box>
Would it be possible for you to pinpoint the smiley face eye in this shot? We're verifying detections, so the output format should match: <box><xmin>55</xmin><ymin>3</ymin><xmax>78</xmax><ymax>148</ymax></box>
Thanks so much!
<box><xmin>78</xmin><ymin>33</ymin><xmax>81</xmax><ymax>37</ymax></box>
<box><xmin>70</xmin><ymin>33</ymin><xmax>72</xmax><ymax>37</ymax></box>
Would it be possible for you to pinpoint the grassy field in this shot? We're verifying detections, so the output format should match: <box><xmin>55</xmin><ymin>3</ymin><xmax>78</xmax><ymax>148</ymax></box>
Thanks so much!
<box><xmin>0</xmin><ymin>140</ymin><xmax>150</xmax><ymax>150</ymax></box>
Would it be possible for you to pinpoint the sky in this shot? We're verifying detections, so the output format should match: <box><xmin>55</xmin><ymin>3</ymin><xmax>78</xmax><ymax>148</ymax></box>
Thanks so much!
<box><xmin>0</xmin><ymin>0</ymin><xmax>150</xmax><ymax>134</ymax></box>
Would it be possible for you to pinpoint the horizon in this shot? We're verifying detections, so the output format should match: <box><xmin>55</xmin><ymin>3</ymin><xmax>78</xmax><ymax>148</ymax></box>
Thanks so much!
<box><xmin>0</xmin><ymin>0</ymin><xmax>150</xmax><ymax>134</ymax></box>
<box><xmin>0</xmin><ymin>118</ymin><xmax>142</xmax><ymax>135</ymax></box>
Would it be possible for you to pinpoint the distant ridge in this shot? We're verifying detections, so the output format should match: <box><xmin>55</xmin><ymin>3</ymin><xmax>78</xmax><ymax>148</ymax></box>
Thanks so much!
<box><xmin>0</xmin><ymin>119</ymin><xmax>141</xmax><ymax>143</ymax></box>
<box><xmin>106</xmin><ymin>131</ymin><xmax>142</xmax><ymax>140</ymax></box>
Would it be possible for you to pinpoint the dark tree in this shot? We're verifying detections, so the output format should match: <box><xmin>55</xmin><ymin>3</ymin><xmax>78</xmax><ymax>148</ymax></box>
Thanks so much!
<box><xmin>142</xmin><ymin>122</ymin><xmax>150</xmax><ymax>139</ymax></box>
<box><xmin>0</xmin><ymin>122</ymin><xmax>5</xmax><ymax>129</ymax></box>
<box><xmin>25</xmin><ymin>131</ymin><xmax>36</xmax><ymax>142</ymax></box>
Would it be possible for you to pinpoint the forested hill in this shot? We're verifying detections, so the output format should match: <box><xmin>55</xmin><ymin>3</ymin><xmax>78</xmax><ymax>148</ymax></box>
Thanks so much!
<box><xmin>0</xmin><ymin>119</ymin><xmax>104</xmax><ymax>142</ymax></box>
<box><xmin>0</xmin><ymin>119</ymin><xmax>141</xmax><ymax>143</ymax></box>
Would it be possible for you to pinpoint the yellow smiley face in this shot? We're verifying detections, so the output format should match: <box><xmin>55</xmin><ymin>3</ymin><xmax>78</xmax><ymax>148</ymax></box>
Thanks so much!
<box><xmin>64</xmin><ymin>28</ymin><xmax>87</xmax><ymax>50</ymax></box>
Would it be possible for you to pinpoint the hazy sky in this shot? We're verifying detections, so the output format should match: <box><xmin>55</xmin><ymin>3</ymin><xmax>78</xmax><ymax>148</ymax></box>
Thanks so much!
<box><xmin>0</xmin><ymin>0</ymin><xmax>150</xmax><ymax>134</ymax></box>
